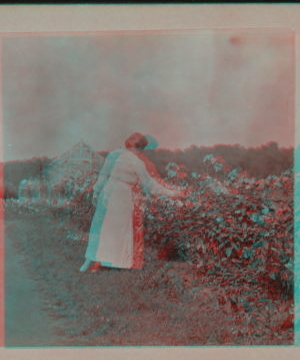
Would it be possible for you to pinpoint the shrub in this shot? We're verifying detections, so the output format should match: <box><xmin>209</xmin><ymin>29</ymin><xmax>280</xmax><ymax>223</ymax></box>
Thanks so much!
<box><xmin>144</xmin><ymin>167</ymin><xmax>294</xmax><ymax>299</ymax></box>
<box><xmin>4</xmin><ymin>183</ymin><xmax>18</xmax><ymax>200</ymax></box>
<box><xmin>47</xmin><ymin>157</ymin><xmax>294</xmax><ymax>297</ymax></box>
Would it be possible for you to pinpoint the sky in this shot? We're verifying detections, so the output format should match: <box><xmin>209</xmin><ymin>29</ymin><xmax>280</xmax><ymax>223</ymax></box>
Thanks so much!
<box><xmin>1</xmin><ymin>31</ymin><xmax>295</xmax><ymax>162</ymax></box>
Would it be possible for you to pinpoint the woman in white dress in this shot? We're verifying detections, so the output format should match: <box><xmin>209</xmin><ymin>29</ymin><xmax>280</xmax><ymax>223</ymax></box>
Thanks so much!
<box><xmin>80</xmin><ymin>133</ymin><xmax>188</xmax><ymax>273</ymax></box>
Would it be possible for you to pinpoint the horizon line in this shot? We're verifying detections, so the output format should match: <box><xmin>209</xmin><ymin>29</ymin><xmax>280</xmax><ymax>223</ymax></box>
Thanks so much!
<box><xmin>1</xmin><ymin>141</ymin><xmax>295</xmax><ymax>165</ymax></box>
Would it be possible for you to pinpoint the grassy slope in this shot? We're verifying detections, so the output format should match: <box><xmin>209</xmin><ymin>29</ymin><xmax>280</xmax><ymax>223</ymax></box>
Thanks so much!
<box><xmin>4</xmin><ymin>208</ymin><xmax>293</xmax><ymax>346</ymax></box>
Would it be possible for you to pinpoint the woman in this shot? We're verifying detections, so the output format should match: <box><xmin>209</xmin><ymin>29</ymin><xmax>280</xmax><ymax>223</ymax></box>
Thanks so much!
<box><xmin>80</xmin><ymin>133</ymin><xmax>189</xmax><ymax>273</ymax></box>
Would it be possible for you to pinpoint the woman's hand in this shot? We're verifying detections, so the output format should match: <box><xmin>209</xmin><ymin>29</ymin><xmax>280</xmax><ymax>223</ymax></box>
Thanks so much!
<box><xmin>174</xmin><ymin>188</ymin><xmax>192</xmax><ymax>199</ymax></box>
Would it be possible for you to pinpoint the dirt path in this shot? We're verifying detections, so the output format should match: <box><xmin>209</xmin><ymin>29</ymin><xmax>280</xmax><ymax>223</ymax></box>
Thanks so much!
<box><xmin>5</xmin><ymin>220</ymin><xmax>72</xmax><ymax>347</ymax></box>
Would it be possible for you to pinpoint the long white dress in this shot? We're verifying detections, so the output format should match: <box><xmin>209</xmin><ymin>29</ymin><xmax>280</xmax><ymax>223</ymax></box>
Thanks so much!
<box><xmin>85</xmin><ymin>149</ymin><xmax>176</xmax><ymax>269</ymax></box>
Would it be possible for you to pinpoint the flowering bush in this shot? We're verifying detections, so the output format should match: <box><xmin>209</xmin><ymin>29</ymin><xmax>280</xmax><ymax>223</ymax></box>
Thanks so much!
<box><xmin>143</xmin><ymin>161</ymin><xmax>294</xmax><ymax>297</ymax></box>
<box><xmin>203</xmin><ymin>154</ymin><xmax>230</xmax><ymax>180</ymax></box>
<box><xmin>166</xmin><ymin>162</ymin><xmax>189</xmax><ymax>187</ymax></box>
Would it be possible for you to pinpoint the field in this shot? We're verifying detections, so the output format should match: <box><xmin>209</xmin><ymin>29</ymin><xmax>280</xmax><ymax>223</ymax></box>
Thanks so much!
<box><xmin>3</xmin><ymin>155</ymin><xmax>295</xmax><ymax>346</ymax></box>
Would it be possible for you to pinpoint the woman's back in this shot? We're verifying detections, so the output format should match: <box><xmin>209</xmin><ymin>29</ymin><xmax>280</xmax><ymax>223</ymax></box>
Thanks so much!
<box><xmin>108</xmin><ymin>149</ymin><xmax>143</xmax><ymax>186</ymax></box>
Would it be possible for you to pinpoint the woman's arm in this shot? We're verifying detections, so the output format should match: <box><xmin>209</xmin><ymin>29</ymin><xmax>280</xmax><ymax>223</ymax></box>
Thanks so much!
<box><xmin>146</xmin><ymin>176</ymin><xmax>184</xmax><ymax>198</ymax></box>
<box><xmin>135</xmin><ymin>157</ymin><xmax>185</xmax><ymax>198</ymax></box>
<box><xmin>93</xmin><ymin>156</ymin><xmax>112</xmax><ymax>196</ymax></box>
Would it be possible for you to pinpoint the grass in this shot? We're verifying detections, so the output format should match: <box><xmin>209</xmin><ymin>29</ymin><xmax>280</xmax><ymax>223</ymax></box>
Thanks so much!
<box><xmin>4</xmin><ymin>206</ymin><xmax>294</xmax><ymax>346</ymax></box>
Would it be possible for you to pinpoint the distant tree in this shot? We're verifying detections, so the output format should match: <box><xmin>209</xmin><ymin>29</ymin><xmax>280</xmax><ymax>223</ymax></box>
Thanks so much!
<box><xmin>4</xmin><ymin>156</ymin><xmax>52</xmax><ymax>199</ymax></box>
<box><xmin>143</xmin><ymin>142</ymin><xmax>293</xmax><ymax>179</ymax></box>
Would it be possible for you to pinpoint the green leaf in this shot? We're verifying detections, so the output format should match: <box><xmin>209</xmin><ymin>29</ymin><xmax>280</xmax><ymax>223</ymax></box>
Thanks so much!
<box><xmin>284</xmin><ymin>261</ymin><xmax>293</xmax><ymax>272</ymax></box>
<box><xmin>251</xmin><ymin>241</ymin><xmax>263</xmax><ymax>250</ymax></box>
<box><xmin>219</xmin><ymin>240</ymin><xmax>228</xmax><ymax>249</ymax></box>
<box><xmin>226</xmin><ymin>246</ymin><xmax>233</xmax><ymax>258</ymax></box>
<box><xmin>269</xmin><ymin>272</ymin><xmax>276</xmax><ymax>280</ymax></box>
<box><xmin>237</xmin><ymin>236</ymin><xmax>243</xmax><ymax>242</ymax></box>
<box><xmin>241</xmin><ymin>299</ymin><xmax>250</xmax><ymax>311</ymax></box>
<box><xmin>243</xmin><ymin>247</ymin><xmax>251</xmax><ymax>259</ymax></box>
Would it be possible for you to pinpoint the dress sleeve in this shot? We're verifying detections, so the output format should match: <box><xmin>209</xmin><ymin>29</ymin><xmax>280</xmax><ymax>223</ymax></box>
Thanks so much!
<box><xmin>134</xmin><ymin>157</ymin><xmax>179</xmax><ymax>198</ymax></box>
<box><xmin>93</xmin><ymin>156</ymin><xmax>112</xmax><ymax>195</ymax></box>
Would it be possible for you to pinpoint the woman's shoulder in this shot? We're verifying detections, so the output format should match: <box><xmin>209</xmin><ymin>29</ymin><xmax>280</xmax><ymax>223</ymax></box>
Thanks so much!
<box><xmin>105</xmin><ymin>149</ymin><xmax>135</xmax><ymax>164</ymax></box>
<box><xmin>106</xmin><ymin>149</ymin><xmax>126</xmax><ymax>160</ymax></box>
<box><xmin>116</xmin><ymin>150</ymin><xmax>146</xmax><ymax>168</ymax></box>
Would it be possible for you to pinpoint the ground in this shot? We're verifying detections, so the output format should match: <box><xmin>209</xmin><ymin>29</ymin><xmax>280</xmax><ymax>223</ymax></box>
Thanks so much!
<box><xmin>4</xmin><ymin>209</ymin><xmax>293</xmax><ymax>347</ymax></box>
<box><xmin>5</xmin><ymin>218</ymin><xmax>73</xmax><ymax>347</ymax></box>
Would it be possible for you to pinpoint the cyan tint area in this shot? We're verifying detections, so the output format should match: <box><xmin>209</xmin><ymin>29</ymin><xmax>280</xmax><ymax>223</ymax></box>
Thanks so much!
<box><xmin>2</xmin><ymin>32</ymin><xmax>295</xmax><ymax>347</ymax></box>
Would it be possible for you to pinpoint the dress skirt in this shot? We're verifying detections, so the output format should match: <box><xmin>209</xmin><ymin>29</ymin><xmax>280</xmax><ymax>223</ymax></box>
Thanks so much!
<box><xmin>85</xmin><ymin>178</ymin><xmax>144</xmax><ymax>269</ymax></box>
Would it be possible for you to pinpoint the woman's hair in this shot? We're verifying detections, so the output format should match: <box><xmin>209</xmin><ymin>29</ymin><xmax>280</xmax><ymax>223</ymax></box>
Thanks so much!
<box><xmin>125</xmin><ymin>133</ymin><xmax>149</xmax><ymax>150</ymax></box>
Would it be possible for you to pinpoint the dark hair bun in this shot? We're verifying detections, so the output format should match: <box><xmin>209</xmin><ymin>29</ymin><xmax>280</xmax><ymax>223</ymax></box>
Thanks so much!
<box><xmin>125</xmin><ymin>133</ymin><xmax>149</xmax><ymax>150</ymax></box>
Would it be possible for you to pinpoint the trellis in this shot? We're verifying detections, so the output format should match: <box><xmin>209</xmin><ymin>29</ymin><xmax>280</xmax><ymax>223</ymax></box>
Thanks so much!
<box><xmin>18</xmin><ymin>140</ymin><xmax>105</xmax><ymax>206</ymax></box>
